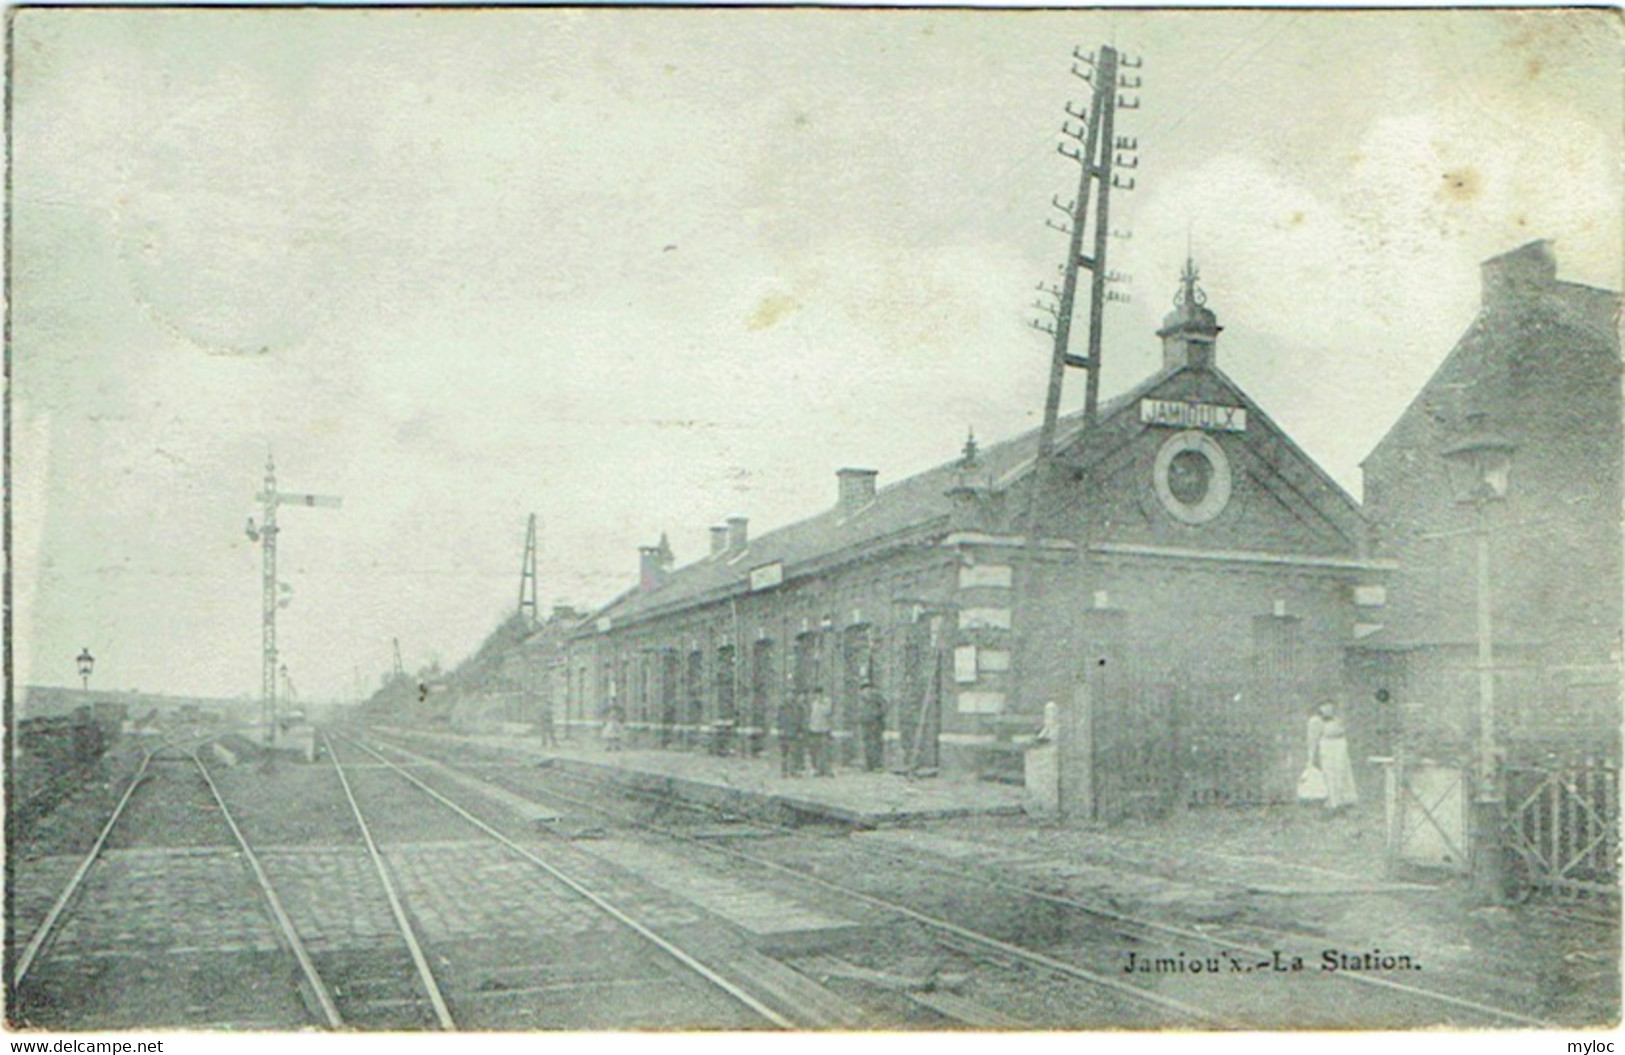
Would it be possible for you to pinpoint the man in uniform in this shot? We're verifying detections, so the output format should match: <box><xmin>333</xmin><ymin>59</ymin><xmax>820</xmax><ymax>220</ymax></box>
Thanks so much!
<box><xmin>859</xmin><ymin>680</ymin><xmax>887</xmax><ymax>772</ymax></box>
<box><xmin>807</xmin><ymin>689</ymin><xmax>835</xmax><ymax>777</ymax></box>
<box><xmin>779</xmin><ymin>689</ymin><xmax>808</xmax><ymax>777</ymax></box>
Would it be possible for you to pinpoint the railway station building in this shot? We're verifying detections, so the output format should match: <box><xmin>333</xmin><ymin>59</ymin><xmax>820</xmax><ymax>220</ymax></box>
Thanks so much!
<box><xmin>561</xmin><ymin>262</ymin><xmax>1395</xmax><ymax>821</ymax></box>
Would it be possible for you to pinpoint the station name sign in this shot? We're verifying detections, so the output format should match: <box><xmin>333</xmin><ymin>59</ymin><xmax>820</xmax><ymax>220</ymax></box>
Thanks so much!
<box><xmin>748</xmin><ymin>561</ymin><xmax>784</xmax><ymax>592</ymax></box>
<box><xmin>1139</xmin><ymin>399</ymin><xmax>1247</xmax><ymax>433</ymax></box>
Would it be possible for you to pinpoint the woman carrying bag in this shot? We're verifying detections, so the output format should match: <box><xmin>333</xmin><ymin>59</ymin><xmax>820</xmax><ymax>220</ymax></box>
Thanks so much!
<box><xmin>1302</xmin><ymin>700</ymin><xmax>1358</xmax><ymax>814</ymax></box>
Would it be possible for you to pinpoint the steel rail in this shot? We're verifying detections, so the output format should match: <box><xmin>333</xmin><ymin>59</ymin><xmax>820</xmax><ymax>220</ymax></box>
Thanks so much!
<box><xmin>334</xmin><ymin>732</ymin><xmax>799</xmax><ymax>1029</ymax></box>
<box><xmin>321</xmin><ymin>730</ymin><xmax>456</xmax><ymax>1029</ymax></box>
<box><xmin>823</xmin><ymin>839</ymin><xmax>1558</xmax><ymax>1029</ymax></box>
<box><xmin>191</xmin><ymin>751</ymin><xmax>344</xmax><ymax>1028</ymax></box>
<box><xmin>472</xmin><ymin>739</ymin><xmax>1557</xmax><ymax>1030</ymax></box>
<box><xmin>11</xmin><ymin>745</ymin><xmax>162</xmax><ymax>987</ymax></box>
<box><xmin>360</xmin><ymin>733</ymin><xmax>1230</xmax><ymax>1028</ymax></box>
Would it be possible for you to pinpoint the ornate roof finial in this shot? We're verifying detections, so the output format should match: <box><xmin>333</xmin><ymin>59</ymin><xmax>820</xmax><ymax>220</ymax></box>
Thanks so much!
<box><xmin>961</xmin><ymin>427</ymin><xmax>980</xmax><ymax>469</ymax></box>
<box><xmin>1174</xmin><ymin>256</ymin><xmax>1207</xmax><ymax>311</ymax></box>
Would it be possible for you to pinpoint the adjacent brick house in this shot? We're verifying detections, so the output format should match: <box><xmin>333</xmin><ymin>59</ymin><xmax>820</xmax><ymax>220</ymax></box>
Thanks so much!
<box><xmin>1357</xmin><ymin>240</ymin><xmax>1622</xmax><ymax>759</ymax></box>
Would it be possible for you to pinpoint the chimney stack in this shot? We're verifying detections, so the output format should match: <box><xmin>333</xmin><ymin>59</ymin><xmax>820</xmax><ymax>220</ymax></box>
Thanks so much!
<box><xmin>726</xmin><ymin>516</ymin><xmax>748</xmax><ymax>553</ymax></box>
<box><xmin>638</xmin><ymin>531</ymin><xmax>676</xmax><ymax>591</ymax></box>
<box><xmin>837</xmin><ymin>468</ymin><xmax>878</xmax><ymax>514</ymax></box>
<box><xmin>639</xmin><ymin>545</ymin><xmax>667</xmax><ymax>592</ymax></box>
<box><xmin>709</xmin><ymin>525</ymin><xmax>729</xmax><ymax>556</ymax></box>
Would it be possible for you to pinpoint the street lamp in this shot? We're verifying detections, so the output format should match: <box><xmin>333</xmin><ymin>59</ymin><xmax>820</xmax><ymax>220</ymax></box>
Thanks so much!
<box><xmin>76</xmin><ymin>647</ymin><xmax>96</xmax><ymax>693</ymax></box>
<box><xmin>1441</xmin><ymin>419</ymin><xmax>1516</xmax><ymax>901</ymax></box>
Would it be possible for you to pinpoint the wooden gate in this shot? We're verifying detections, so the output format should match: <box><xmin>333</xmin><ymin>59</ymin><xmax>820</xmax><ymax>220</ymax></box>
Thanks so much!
<box><xmin>1381</xmin><ymin>760</ymin><xmax>1470</xmax><ymax>874</ymax></box>
<box><xmin>1091</xmin><ymin>666</ymin><xmax>1263</xmax><ymax>817</ymax></box>
<box><xmin>1502</xmin><ymin>756</ymin><xmax>1620</xmax><ymax>902</ymax></box>
<box><xmin>1180</xmin><ymin>680</ymin><xmax>1265</xmax><ymax>806</ymax></box>
<box><xmin>1091</xmin><ymin>647</ymin><xmax>1177</xmax><ymax>822</ymax></box>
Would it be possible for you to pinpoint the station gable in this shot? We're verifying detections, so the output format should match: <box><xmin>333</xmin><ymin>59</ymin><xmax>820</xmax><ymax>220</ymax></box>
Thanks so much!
<box><xmin>1044</xmin><ymin>366</ymin><xmax>1366</xmax><ymax>558</ymax></box>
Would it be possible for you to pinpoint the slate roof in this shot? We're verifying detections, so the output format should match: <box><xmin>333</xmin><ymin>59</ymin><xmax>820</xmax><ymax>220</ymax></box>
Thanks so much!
<box><xmin>589</xmin><ymin>368</ymin><xmax>1180</xmax><ymax>630</ymax></box>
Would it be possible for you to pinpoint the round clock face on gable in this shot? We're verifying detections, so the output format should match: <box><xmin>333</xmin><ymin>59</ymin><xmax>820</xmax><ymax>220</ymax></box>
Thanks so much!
<box><xmin>1152</xmin><ymin>430</ymin><xmax>1232</xmax><ymax>524</ymax></box>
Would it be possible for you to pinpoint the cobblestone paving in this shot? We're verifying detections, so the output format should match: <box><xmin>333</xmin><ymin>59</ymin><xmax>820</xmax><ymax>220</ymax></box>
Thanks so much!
<box><xmin>379</xmin><ymin>840</ymin><xmax>704</xmax><ymax>942</ymax></box>
<box><xmin>13</xmin><ymin>948</ymin><xmax>311</xmax><ymax>1031</ymax></box>
<box><xmin>256</xmin><ymin>846</ymin><xmax>399</xmax><ymax>949</ymax></box>
<box><xmin>47</xmin><ymin>848</ymin><xmax>280</xmax><ymax>956</ymax></box>
<box><xmin>588</xmin><ymin>838</ymin><xmax>857</xmax><ymax>939</ymax></box>
<box><xmin>8</xmin><ymin>856</ymin><xmax>82</xmax><ymax>954</ymax></box>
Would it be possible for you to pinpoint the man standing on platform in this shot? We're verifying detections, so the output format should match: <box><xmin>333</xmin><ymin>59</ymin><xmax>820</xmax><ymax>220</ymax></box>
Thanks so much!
<box><xmin>859</xmin><ymin>680</ymin><xmax>887</xmax><ymax>772</ymax></box>
<box><xmin>807</xmin><ymin>688</ymin><xmax>835</xmax><ymax>777</ymax></box>
<box><xmin>779</xmin><ymin>689</ymin><xmax>808</xmax><ymax>777</ymax></box>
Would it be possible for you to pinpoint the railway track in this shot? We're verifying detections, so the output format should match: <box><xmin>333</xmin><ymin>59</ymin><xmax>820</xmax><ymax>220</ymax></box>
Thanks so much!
<box><xmin>9</xmin><ymin>740</ymin><xmax>320</xmax><ymax>1029</ymax></box>
<box><xmin>329</xmin><ymin>731</ymin><xmax>839</xmax><ymax>1029</ymax></box>
<box><xmin>319</xmin><ymin>729</ymin><xmax>455</xmax><ymax>1028</ymax></box>
<box><xmin>355</xmin><ymin>731</ymin><xmax>1231</xmax><ymax>1028</ymax></box>
<box><xmin>11</xmin><ymin>741</ymin><xmax>164</xmax><ymax>991</ymax></box>
<box><xmin>19</xmin><ymin>726</ymin><xmax>814</xmax><ymax>1030</ymax></box>
<box><xmin>550</xmin><ymin>759</ymin><xmax>1564</xmax><ymax>1027</ymax></box>
<box><xmin>364</xmin><ymin>729</ymin><xmax>1566</xmax><ymax>1030</ymax></box>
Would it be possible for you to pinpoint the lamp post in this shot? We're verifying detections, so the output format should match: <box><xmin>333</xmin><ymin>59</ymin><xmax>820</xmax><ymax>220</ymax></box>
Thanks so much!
<box><xmin>76</xmin><ymin>647</ymin><xmax>96</xmax><ymax>694</ymax></box>
<box><xmin>1441</xmin><ymin>420</ymin><xmax>1516</xmax><ymax>902</ymax></box>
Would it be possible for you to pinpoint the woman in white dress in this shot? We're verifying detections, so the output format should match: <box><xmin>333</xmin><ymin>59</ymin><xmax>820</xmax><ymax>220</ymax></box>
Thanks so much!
<box><xmin>1307</xmin><ymin>701</ymin><xmax>1358</xmax><ymax>813</ymax></box>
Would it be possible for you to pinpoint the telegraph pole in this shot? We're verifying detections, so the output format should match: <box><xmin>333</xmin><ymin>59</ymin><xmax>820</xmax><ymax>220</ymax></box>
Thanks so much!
<box><xmin>245</xmin><ymin>454</ymin><xmax>340</xmax><ymax>744</ymax></box>
<box><xmin>1031</xmin><ymin>44</ymin><xmax>1141</xmax><ymax>462</ymax></box>
<box><xmin>518</xmin><ymin>514</ymin><xmax>539</xmax><ymax>627</ymax></box>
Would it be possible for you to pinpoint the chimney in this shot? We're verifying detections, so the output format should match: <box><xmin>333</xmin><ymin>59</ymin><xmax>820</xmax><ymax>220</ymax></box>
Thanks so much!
<box><xmin>837</xmin><ymin>468</ymin><xmax>878</xmax><ymax>513</ymax></box>
<box><xmin>1481</xmin><ymin>239</ymin><xmax>1556</xmax><ymax>307</ymax></box>
<box><xmin>726</xmin><ymin>516</ymin><xmax>748</xmax><ymax>553</ymax></box>
<box><xmin>1156</xmin><ymin>257</ymin><xmax>1221</xmax><ymax>372</ymax></box>
<box><xmin>638</xmin><ymin>545</ymin><xmax>667</xmax><ymax>592</ymax></box>
<box><xmin>639</xmin><ymin>531</ymin><xmax>676</xmax><ymax>591</ymax></box>
<box><xmin>709</xmin><ymin>525</ymin><xmax>729</xmax><ymax>556</ymax></box>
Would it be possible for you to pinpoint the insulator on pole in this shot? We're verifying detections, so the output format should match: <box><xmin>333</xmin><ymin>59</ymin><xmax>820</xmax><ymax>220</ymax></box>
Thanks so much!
<box><xmin>1118</xmin><ymin>74</ymin><xmax>1142</xmax><ymax>89</ymax></box>
<box><xmin>1072</xmin><ymin>46</ymin><xmax>1095</xmax><ymax>64</ymax></box>
<box><xmin>1117</xmin><ymin>95</ymin><xmax>1141</xmax><ymax>109</ymax></box>
<box><xmin>1120</xmin><ymin>54</ymin><xmax>1143</xmax><ymax>68</ymax></box>
<box><xmin>1045</xmin><ymin>218</ymin><xmax>1073</xmax><ymax>235</ymax></box>
<box><xmin>1115</xmin><ymin>136</ymin><xmax>1138</xmax><ymax>150</ymax></box>
<box><xmin>1116</xmin><ymin>154</ymin><xmax>1139</xmax><ymax>169</ymax></box>
<box><xmin>1112</xmin><ymin>175</ymin><xmax>1137</xmax><ymax>190</ymax></box>
<box><xmin>1071</xmin><ymin>64</ymin><xmax>1093</xmax><ymax>83</ymax></box>
<box><xmin>1111</xmin><ymin>229</ymin><xmax>1134</xmax><ymax>240</ymax></box>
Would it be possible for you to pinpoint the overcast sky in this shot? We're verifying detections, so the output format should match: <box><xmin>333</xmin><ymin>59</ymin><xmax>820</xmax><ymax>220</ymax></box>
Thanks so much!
<box><xmin>12</xmin><ymin>7</ymin><xmax>1621</xmax><ymax>701</ymax></box>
